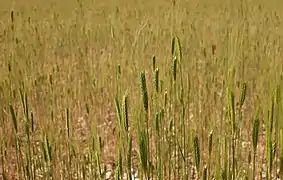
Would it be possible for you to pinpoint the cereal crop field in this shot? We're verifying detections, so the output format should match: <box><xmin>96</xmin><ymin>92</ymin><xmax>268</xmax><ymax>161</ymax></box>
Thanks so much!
<box><xmin>1</xmin><ymin>0</ymin><xmax>283</xmax><ymax>179</ymax></box>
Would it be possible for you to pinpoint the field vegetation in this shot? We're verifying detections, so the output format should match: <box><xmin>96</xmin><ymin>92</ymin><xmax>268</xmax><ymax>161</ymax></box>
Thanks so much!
<box><xmin>1</xmin><ymin>0</ymin><xmax>283</xmax><ymax>179</ymax></box>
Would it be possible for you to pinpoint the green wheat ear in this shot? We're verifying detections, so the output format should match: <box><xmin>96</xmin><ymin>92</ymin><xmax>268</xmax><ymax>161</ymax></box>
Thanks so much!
<box><xmin>193</xmin><ymin>135</ymin><xmax>200</xmax><ymax>171</ymax></box>
<box><xmin>10</xmin><ymin>10</ymin><xmax>14</xmax><ymax>23</ymax></box>
<box><xmin>208</xmin><ymin>130</ymin><xmax>213</xmax><ymax>156</ymax></box>
<box><xmin>138</xmin><ymin>129</ymin><xmax>148</xmax><ymax>177</ymax></box>
<box><xmin>203</xmin><ymin>166</ymin><xmax>207</xmax><ymax>180</ymax></box>
<box><xmin>66</xmin><ymin>108</ymin><xmax>70</xmax><ymax>138</ymax></box>
<box><xmin>154</xmin><ymin>68</ymin><xmax>159</xmax><ymax>93</ymax></box>
<box><xmin>152</xmin><ymin>55</ymin><xmax>156</xmax><ymax>71</ymax></box>
<box><xmin>164</xmin><ymin>91</ymin><xmax>168</xmax><ymax>108</ymax></box>
<box><xmin>122</xmin><ymin>93</ymin><xmax>129</xmax><ymax>132</ymax></box>
<box><xmin>10</xmin><ymin>10</ymin><xmax>14</xmax><ymax>31</ymax></box>
<box><xmin>171</xmin><ymin>36</ymin><xmax>182</xmax><ymax>63</ymax></box>
<box><xmin>117</xmin><ymin>64</ymin><xmax>121</xmax><ymax>79</ymax></box>
<box><xmin>140</xmin><ymin>71</ymin><xmax>149</xmax><ymax>114</ymax></box>
<box><xmin>30</xmin><ymin>111</ymin><xmax>34</xmax><ymax>132</ymax></box>
<box><xmin>155</xmin><ymin>112</ymin><xmax>160</xmax><ymax>136</ymax></box>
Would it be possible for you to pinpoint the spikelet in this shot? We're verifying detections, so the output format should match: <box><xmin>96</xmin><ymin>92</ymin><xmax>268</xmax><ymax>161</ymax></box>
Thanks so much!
<box><xmin>193</xmin><ymin>135</ymin><xmax>200</xmax><ymax>171</ymax></box>
<box><xmin>122</xmin><ymin>93</ymin><xmax>129</xmax><ymax>132</ymax></box>
<box><xmin>203</xmin><ymin>166</ymin><xmax>207</xmax><ymax>180</ymax></box>
<box><xmin>154</xmin><ymin>68</ymin><xmax>159</xmax><ymax>93</ymax></box>
<box><xmin>152</xmin><ymin>55</ymin><xmax>156</xmax><ymax>71</ymax></box>
<box><xmin>140</xmin><ymin>71</ymin><xmax>149</xmax><ymax>115</ymax></box>
<box><xmin>208</xmin><ymin>130</ymin><xmax>213</xmax><ymax>156</ymax></box>
<box><xmin>155</xmin><ymin>112</ymin><xmax>160</xmax><ymax>136</ymax></box>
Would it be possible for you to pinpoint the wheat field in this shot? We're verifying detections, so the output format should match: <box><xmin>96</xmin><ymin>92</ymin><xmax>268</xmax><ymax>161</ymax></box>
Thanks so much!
<box><xmin>1</xmin><ymin>0</ymin><xmax>283</xmax><ymax>179</ymax></box>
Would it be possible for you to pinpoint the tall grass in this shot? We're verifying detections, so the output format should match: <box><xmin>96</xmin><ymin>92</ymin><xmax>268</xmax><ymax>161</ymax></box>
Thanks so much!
<box><xmin>1</xmin><ymin>0</ymin><xmax>283</xmax><ymax>179</ymax></box>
